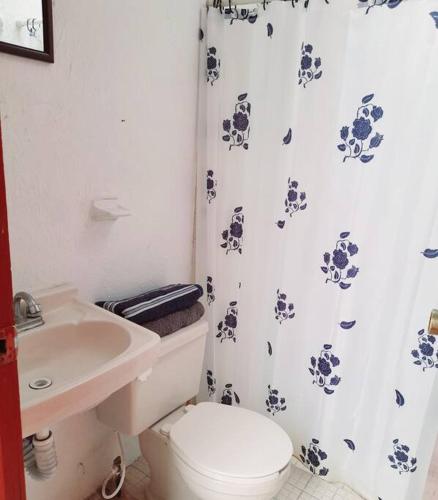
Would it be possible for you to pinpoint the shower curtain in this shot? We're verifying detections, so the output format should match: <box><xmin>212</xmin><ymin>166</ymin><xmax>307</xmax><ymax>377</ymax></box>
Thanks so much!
<box><xmin>195</xmin><ymin>1</ymin><xmax>438</xmax><ymax>498</ymax></box>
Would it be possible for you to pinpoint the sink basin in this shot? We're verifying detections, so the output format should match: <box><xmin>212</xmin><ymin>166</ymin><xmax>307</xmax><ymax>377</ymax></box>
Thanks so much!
<box><xmin>20</xmin><ymin>322</ymin><xmax>131</xmax><ymax>388</ymax></box>
<box><xmin>18</xmin><ymin>285</ymin><xmax>161</xmax><ymax>437</ymax></box>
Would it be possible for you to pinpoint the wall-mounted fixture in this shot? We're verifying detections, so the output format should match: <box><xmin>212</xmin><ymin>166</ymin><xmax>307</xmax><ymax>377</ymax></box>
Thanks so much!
<box><xmin>91</xmin><ymin>198</ymin><xmax>131</xmax><ymax>221</ymax></box>
<box><xmin>0</xmin><ymin>0</ymin><xmax>54</xmax><ymax>63</ymax></box>
<box><xmin>428</xmin><ymin>309</ymin><xmax>438</xmax><ymax>335</ymax></box>
<box><xmin>16</xmin><ymin>18</ymin><xmax>43</xmax><ymax>37</ymax></box>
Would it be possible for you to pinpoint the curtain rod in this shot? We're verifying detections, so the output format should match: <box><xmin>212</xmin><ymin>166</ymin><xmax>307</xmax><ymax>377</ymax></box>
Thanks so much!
<box><xmin>206</xmin><ymin>0</ymin><xmax>273</xmax><ymax>5</ymax></box>
<box><xmin>205</xmin><ymin>0</ymin><xmax>329</xmax><ymax>8</ymax></box>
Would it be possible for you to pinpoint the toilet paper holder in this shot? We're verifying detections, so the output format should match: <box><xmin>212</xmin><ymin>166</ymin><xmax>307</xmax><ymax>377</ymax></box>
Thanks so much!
<box><xmin>428</xmin><ymin>310</ymin><xmax>438</xmax><ymax>335</ymax></box>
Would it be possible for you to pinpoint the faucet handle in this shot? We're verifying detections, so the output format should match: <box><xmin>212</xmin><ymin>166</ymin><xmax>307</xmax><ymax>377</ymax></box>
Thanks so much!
<box><xmin>27</xmin><ymin>302</ymin><xmax>42</xmax><ymax>317</ymax></box>
<box><xmin>13</xmin><ymin>291</ymin><xmax>44</xmax><ymax>333</ymax></box>
<box><xmin>13</xmin><ymin>291</ymin><xmax>42</xmax><ymax>319</ymax></box>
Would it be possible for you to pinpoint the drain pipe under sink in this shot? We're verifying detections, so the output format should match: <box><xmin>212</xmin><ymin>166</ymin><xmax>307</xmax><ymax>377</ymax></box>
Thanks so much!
<box><xmin>22</xmin><ymin>429</ymin><xmax>58</xmax><ymax>480</ymax></box>
<box><xmin>101</xmin><ymin>432</ymin><xmax>127</xmax><ymax>499</ymax></box>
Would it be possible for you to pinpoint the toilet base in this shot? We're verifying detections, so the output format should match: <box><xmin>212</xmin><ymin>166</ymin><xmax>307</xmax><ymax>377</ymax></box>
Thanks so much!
<box><xmin>143</xmin><ymin>467</ymin><xmax>199</xmax><ymax>500</ymax></box>
<box><xmin>140</xmin><ymin>417</ymin><xmax>199</xmax><ymax>500</ymax></box>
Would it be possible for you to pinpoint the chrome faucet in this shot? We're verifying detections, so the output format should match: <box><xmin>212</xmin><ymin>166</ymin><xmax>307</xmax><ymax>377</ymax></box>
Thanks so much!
<box><xmin>14</xmin><ymin>291</ymin><xmax>44</xmax><ymax>333</ymax></box>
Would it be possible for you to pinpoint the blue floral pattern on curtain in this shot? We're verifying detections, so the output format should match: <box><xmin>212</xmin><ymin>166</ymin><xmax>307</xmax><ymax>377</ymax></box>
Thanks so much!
<box><xmin>206</xmin><ymin>276</ymin><xmax>215</xmax><ymax>305</ymax></box>
<box><xmin>217</xmin><ymin>301</ymin><xmax>238</xmax><ymax>342</ymax></box>
<box><xmin>221</xmin><ymin>383</ymin><xmax>240</xmax><ymax>405</ymax></box>
<box><xmin>266</xmin><ymin>385</ymin><xmax>287</xmax><ymax>415</ymax></box>
<box><xmin>274</xmin><ymin>289</ymin><xmax>295</xmax><ymax>323</ymax></box>
<box><xmin>207</xmin><ymin>47</ymin><xmax>220</xmax><ymax>85</ymax></box>
<box><xmin>411</xmin><ymin>329</ymin><xmax>438</xmax><ymax>371</ymax></box>
<box><xmin>300</xmin><ymin>439</ymin><xmax>329</xmax><ymax>476</ymax></box>
<box><xmin>206</xmin><ymin>170</ymin><xmax>217</xmax><ymax>203</ymax></box>
<box><xmin>298</xmin><ymin>43</ymin><xmax>322</xmax><ymax>87</ymax></box>
<box><xmin>321</xmin><ymin>232</ymin><xmax>359</xmax><ymax>289</ymax></box>
<box><xmin>276</xmin><ymin>178</ymin><xmax>307</xmax><ymax>229</ymax></box>
<box><xmin>388</xmin><ymin>440</ymin><xmax>418</xmax><ymax>474</ymax></box>
<box><xmin>222</xmin><ymin>94</ymin><xmax>251</xmax><ymax>150</ymax></box>
<box><xmin>197</xmin><ymin>2</ymin><xmax>438</xmax><ymax>498</ymax></box>
<box><xmin>337</xmin><ymin>94</ymin><xmax>384</xmax><ymax>164</ymax></box>
<box><xmin>309</xmin><ymin>344</ymin><xmax>341</xmax><ymax>395</ymax></box>
<box><xmin>207</xmin><ymin>369</ymin><xmax>216</xmax><ymax>397</ymax></box>
<box><xmin>360</xmin><ymin>0</ymin><xmax>403</xmax><ymax>14</ymax></box>
<box><xmin>220</xmin><ymin>207</ymin><xmax>244</xmax><ymax>254</ymax></box>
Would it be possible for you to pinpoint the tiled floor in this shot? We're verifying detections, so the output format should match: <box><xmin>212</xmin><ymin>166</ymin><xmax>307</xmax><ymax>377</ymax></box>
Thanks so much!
<box><xmin>86</xmin><ymin>456</ymin><xmax>364</xmax><ymax>500</ymax></box>
<box><xmin>275</xmin><ymin>458</ymin><xmax>364</xmax><ymax>500</ymax></box>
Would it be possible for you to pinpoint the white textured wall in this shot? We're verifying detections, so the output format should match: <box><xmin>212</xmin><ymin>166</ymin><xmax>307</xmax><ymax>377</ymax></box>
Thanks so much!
<box><xmin>1</xmin><ymin>0</ymin><xmax>202</xmax><ymax>302</ymax></box>
<box><xmin>0</xmin><ymin>0</ymin><xmax>202</xmax><ymax>498</ymax></box>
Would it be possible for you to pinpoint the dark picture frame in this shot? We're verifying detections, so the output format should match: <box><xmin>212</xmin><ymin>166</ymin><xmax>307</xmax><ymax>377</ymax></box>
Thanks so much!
<box><xmin>0</xmin><ymin>0</ymin><xmax>54</xmax><ymax>63</ymax></box>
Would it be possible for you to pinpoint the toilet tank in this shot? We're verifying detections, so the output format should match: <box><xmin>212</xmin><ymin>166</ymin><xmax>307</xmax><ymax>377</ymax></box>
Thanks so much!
<box><xmin>96</xmin><ymin>319</ymin><xmax>208</xmax><ymax>435</ymax></box>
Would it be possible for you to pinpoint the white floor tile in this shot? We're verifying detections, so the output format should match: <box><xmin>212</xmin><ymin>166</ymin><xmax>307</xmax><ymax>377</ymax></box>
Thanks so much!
<box><xmin>299</xmin><ymin>493</ymin><xmax>319</xmax><ymax>500</ymax></box>
<box><xmin>86</xmin><ymin>455</ymin><xmax>365</xmax><ymax>500</ymax></box>
<box><xmin>275</xmin><ymin>461</ymin><xmax>363</xmax><ymax>500</ymax></box>
<box><xmin>305</xmin><ymin>476</ymin><xmax>337</xmax><ymax>498</ymax></box>
<box><xmin>274</xmin><ymin>483</ymin><xmax>303</xmax><ymax>500</ymax></box>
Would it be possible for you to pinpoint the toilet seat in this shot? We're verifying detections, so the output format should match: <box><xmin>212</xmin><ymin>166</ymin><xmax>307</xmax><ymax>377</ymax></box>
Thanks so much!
<box><xmin>169</xmin><ymin>402</ymin><xmax>293</xmax><ymax>483</ymax></box>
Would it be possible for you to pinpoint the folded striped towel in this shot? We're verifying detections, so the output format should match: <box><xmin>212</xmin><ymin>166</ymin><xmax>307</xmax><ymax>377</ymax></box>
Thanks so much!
<box><xmin>96</xmin><ymin>284</ymin><xmax>203</xmax><ymax>325</ymax></box>
<box><xmin>142</xmin><ymin>302</ymin><xmax>205</xmax><ymax>338</ymax></box>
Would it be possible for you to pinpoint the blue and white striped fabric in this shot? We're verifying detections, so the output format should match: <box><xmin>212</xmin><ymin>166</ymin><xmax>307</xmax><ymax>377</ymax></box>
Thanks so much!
<box><xmin>96</xmin><ymin>284</ymin><xmax>203</xmax><ymax>325</ymax></box>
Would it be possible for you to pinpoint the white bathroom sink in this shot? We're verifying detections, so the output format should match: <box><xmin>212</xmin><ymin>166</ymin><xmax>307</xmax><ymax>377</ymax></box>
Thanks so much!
<box><xmin>17</xmin><ymin>284</ymin><xmax>161</xmax><ymax>437</ymax></box>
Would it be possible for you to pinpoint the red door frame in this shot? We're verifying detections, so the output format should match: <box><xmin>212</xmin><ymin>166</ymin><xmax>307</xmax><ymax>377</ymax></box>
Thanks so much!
<box><xmin>0</xmin><ymin>122</ymin><xmax>26</xmax><ymax>500</ymax></box>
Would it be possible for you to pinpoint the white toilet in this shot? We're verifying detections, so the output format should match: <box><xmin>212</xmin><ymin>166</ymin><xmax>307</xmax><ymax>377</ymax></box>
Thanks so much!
<box><xmin>97</xmin><ymin>319</ymin><xmax>292</xmax><ymax>500</ymax></box>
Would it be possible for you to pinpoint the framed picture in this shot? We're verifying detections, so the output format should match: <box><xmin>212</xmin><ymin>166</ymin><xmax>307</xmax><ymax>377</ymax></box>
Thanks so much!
<box><xmin>0</xmin><ymin>0</ymin><xmax>54</xmax><ymax>63</ymax></box>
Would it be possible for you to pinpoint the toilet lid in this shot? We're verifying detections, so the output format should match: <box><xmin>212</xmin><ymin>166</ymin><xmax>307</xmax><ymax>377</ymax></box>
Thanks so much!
<box><xmin>169</xmin><ymin>402</ymin><xmax>293</xmax><ymax>480</ymax></box>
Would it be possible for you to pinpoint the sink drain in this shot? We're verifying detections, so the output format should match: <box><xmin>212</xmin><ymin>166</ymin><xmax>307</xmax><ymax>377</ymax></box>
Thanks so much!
<box><xmin>29</xmin><ymin>377</ymin><xmax>52</xmax><ymax>390</ymax></box>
